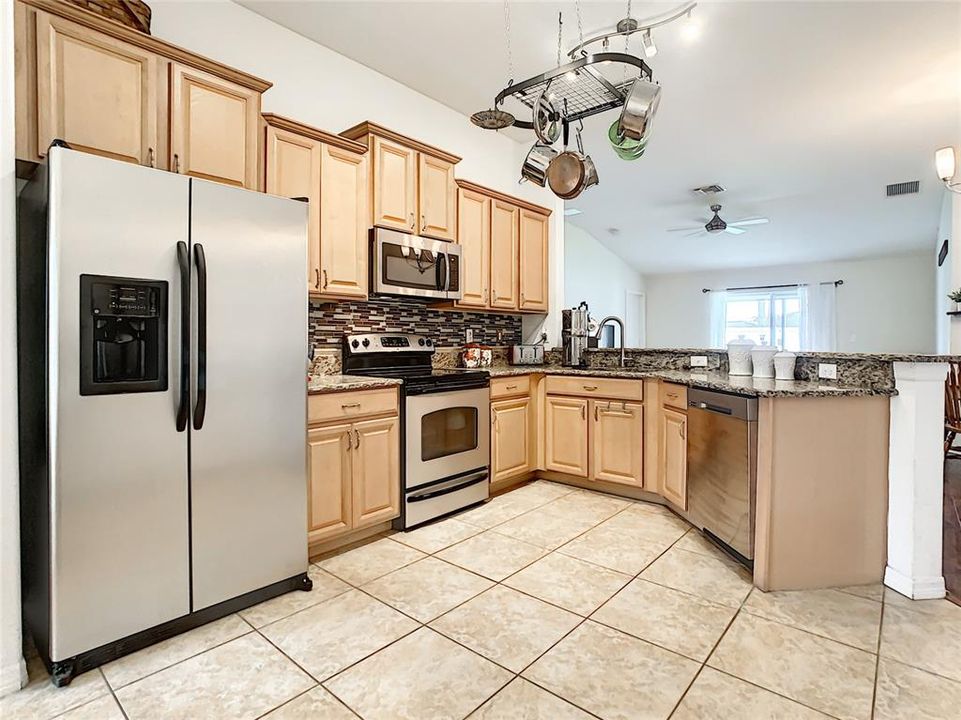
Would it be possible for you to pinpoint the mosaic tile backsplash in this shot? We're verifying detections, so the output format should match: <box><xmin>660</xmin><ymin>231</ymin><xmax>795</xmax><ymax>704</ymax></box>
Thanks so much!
<box><xmin>308</xmin><ymin>296</ymin><xmax>522</xmax><ymax>349</ymax></box>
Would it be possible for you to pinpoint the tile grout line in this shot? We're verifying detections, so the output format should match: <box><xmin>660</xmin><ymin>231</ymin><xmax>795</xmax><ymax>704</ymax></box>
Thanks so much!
<box><xmin>98</xmin><ymin>668</ymin><xmax>132</xmax><ymax>720</ymax></box>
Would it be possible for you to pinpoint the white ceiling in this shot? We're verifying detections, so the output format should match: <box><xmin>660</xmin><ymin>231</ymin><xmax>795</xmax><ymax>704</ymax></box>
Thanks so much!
<box><xmin>240</xmin><ymin>1</ymin><xmax>961</xmax><ymax>274</ymax></box>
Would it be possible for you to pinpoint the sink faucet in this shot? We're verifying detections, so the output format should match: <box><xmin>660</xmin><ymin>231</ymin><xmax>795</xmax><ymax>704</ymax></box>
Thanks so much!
<box><xmin>594</xmin><ymin>316</ymin><xmax>626</xmax><ymax>368</ymax></box>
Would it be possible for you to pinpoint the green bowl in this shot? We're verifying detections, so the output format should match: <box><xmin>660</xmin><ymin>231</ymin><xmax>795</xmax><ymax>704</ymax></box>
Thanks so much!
<box><xmin>608</xmin><ymin>120</ymin><xmax>646</xmax><ymax>160</ymax></box>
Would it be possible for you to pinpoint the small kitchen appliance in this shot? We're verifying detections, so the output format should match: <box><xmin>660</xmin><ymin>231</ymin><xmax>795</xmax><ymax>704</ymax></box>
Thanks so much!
<box><xmin>370</xmin><ymin>227</ymin><xmax>462</xmax><ymax>300</ymax></box>
<box><xmin>510</xmin><ymin>344</ymin><xmax>545</xmax><ymax>366</ymax></box>
<box><xmin>343</xmin><ymin>333</ymin><xmax>490</xmax><ymax>529</ymax></box>
<box><xmin>562</xmin><ymin>301</ymin><xmax>590</xmax><ymax>367</ymax></box>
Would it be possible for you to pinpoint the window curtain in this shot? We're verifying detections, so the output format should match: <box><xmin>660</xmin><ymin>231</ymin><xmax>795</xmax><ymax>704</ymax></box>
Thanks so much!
<box><xmin>709</xmin><ymin>290</ymin><xmax>728</xmax><ymax>348</ymax></box>
<box><xmin>801</xmin><ymin>282</ymin><xmax>838</xmax><ymax>351</ymax></box>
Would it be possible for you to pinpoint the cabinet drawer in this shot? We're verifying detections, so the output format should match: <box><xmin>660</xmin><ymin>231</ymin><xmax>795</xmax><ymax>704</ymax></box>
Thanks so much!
<box><xmin>491</xmin><ymin>375</ymin><xmax>531</xmax><ymax>399</ymax></box>
<box><xmin>309</xmin><ymin>388</ymin><xmax>398</xmax><ymax>425</ymax></box>
<box><xmin>661</xmin><ymin>383</ymin><xmax>688</xmax><ymax>410</ymax></box>
<box><xmin>544</xmin><ymin>376</ymin><xmax>643</xmax><ymax>402</ymax></box>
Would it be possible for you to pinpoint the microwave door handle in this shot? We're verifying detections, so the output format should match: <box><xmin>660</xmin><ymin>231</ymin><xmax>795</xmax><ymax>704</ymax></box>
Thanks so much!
<box><xmin>437</xmin><ymin>252</ymin><xmax>448</xmax><ymax>293</ymax></box>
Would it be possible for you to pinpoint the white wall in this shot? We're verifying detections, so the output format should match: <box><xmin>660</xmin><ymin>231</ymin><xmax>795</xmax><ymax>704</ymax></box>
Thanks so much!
<box><xmin>936</xmin><ymin>193</ymin><xmax>953</xmax><ymax>353</ymax></box>
<box><xmin>564</xmin><ymin>223</ymin><xmax>645</xmax><ymax>345</ymax></box>
<box><xmin>644</xmin><ymin>252</ymin><xmax>936</xmax><ymax>353</ymax></box>
<box><xmin>0</xmin><ymin>0</ymin><xmax>24</xmax><ymax>697</ymax></box>
<box><xmin>150</xmin><ymin>0</ymin><xmax>564</xmax><ymax>344</ymax></box>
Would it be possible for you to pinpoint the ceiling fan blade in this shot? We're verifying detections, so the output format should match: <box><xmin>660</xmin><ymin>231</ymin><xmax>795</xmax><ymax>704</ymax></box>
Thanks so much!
<box><xmin>728</xmin><ymin>217</ymin><xmax>769</xmax><ymax>227</ymax></box>
<box><xmin>684</xmin><ymin>230</ymin><xmax>705</xmax><ymax>237</ymax></box>
<box><xmin>724</xmin><ymin>226</ymin><xmax>746</xmax><ymax>235</ymax></box>
<box><xmin>666</xmin><ymin>226</ymin><xmax>704</xmax><ymax>233</ymax></box>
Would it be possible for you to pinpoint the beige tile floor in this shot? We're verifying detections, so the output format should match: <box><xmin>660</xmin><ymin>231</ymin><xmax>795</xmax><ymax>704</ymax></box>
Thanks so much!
<box><xmin>4</xmin><ymin>481</ymin><xmax>961</xmax><ymax>720</ymax></box>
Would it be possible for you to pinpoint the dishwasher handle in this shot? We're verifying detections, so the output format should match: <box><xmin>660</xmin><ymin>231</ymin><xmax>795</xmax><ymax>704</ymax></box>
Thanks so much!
<box><xmin>690</xmin><ymin>401</ymin><xmax>734</xmax><ymax>415</ymax></box>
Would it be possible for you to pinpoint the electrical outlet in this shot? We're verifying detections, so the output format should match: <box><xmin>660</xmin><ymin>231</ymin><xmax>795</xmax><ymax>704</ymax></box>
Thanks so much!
<box><xmin>465</xmin><ymin>329</ymin><xmax>473</xmax><ymax>343</ymax></box>
<box><xmin>690</xmin><ymin>355</ymin><xmax>708</xmax><ymax>368</ymax></box>
<box><xmin>818</xmin><ymin>363</ymin><xmax>838</xmax><ymax>380</ymax></box>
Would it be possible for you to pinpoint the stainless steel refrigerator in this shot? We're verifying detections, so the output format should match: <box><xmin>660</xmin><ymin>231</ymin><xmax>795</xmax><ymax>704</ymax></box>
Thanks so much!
<box><xmin>18</xmin><ymin>146</ymin><xmax>311</xmax><ymax>686</ymax></box>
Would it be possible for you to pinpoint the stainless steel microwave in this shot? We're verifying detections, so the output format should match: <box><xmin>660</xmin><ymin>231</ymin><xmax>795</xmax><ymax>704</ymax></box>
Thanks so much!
<box><xmin>370</xmin><ymin>228</ymin><xmax>462</xmax><ymax>300</ymax></box>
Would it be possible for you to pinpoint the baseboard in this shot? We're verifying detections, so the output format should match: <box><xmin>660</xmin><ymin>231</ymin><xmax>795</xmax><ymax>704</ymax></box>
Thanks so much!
<box><xmin>0</xmin><ymin>655</ymin><xmax>27</xmax><ymax>698</ymax></box>
<box><xmin>884</xmin><ymin>566</ymin><xmax>946</xmax><ymax>600</ymax></box>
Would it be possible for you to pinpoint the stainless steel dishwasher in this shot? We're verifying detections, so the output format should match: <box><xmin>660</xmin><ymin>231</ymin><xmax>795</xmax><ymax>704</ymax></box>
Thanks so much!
<box><xmin>686</xmin><ymin>388</ymin><xmax>758</xmax><ymax>565</ymax></box>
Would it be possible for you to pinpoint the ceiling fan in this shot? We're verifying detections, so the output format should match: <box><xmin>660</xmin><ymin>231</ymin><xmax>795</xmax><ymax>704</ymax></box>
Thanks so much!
<box><xmin>667</xmin><ymin>204</ymin><xmax>769</xmax><ymax>237</ymax></box>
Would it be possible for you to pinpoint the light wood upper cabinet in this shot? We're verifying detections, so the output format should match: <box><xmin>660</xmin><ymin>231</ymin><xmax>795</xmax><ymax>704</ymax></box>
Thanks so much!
<box><xmin>371</xmin><ymin>136</ymin><xmax>417</xmax><ymax>232</ymax></box>
<box><xmin>492</xmin><ymin>397</ymin><xmax>531</xmax><ymax>483</ymax></box>
<box><xmin>660</xmin><ymin>407</ymin><xmax>688</xmax><ymax>509</ymax></box>
<box><xmin>307</xmin><ymin>424</ymin><xmax>352</xmax><ymax>544</ymax></box>
<box><xmin>456</xmin><ymin>187</ymin><xmax>491</xmax><ymax>308</ymax></box>
<box><xmin>33</xmin><ymin>10</ymin><xmax>158</xmax><ymax>165</ymax></box>
<box><xmin>591</xmin><ymin>401</ymin><xmax>644</xmax><ymax>487</ymax></box>
<box><xmin>319</xmin><ymin>143</ymin><xmax>368</xmax><ymax>298</ymax></box>
<box><xmin>419</xmin><ymin>154</ymin><xmax>456</xmax><ymax>241</ymax></box>
<box><xmin>169</xmin><ymin>62</ymin><xmax>261</xmax><ymax>189</ymax></box>
<box><xmin>519</xmin><ymin>209</ymin><xmax>549</xmax><ymax>312</ymax></box>
<box><xmin>490</xmin><ymin>199</ymin><xmax>520</xmax><ymax>310</ymax></box>
<box><xmin>545</xmin><ymin>396</ymin><xmax>589</xmax><ymax>477</ymax></box>
<box><xmin>264</xmin><ymin>124</ymin><xmax>322</xmax><ymax>290</ymax></box>
<box><xmin>351</xmin><ymin>416</ymin><xmax>400</xmax><ymax>529</ymax></box>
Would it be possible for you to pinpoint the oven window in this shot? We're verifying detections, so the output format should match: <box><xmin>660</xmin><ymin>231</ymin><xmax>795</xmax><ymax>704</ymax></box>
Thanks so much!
<box><xmin>421</xmin><ymin>407</ymin><xmax>478</xmax><ymax>461</ymax></box>
<box><xmin>382</xmin><ymin>244</ymin><xmax>441</xmax><ymax>291</ymax></box>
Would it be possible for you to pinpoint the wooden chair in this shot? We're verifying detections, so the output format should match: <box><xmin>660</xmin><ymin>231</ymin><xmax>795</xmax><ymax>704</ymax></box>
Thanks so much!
<box><xmin>946</xmin><ymin>362</ymin><xmax>961</xmax><ymax>456</ymax></box>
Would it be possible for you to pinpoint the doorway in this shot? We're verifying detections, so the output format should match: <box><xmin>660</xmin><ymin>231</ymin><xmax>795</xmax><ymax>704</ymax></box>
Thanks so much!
<box><xmin>625</xmin><ymin>291</ymin><xmax>646</xmax><ymax>348</ymax></box>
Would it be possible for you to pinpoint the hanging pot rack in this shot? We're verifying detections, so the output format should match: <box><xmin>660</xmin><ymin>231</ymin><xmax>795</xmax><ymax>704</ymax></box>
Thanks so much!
<box><xmin>565</xmin><ymin>1</ymin><xmax>697</xmax><ymax>59</ymax></box>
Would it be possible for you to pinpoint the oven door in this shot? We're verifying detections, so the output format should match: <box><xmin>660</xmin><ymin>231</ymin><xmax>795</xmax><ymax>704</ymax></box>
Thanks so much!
<box><xmin>405</xmin><ymin>386</ymin><xmax>490</xmax><ymax>490</ymax></box>
<box><xmin>372</xmin><ymin>229</ymin><xmax>452</xmax><ymax>299</ymax></box>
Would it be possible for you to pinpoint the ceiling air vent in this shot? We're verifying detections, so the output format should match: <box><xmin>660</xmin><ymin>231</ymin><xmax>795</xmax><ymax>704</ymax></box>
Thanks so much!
<box><xmin>886</xmin><ymin>180</ymin><xmax>920</xmax><ymax>197</ymax></box>
<box><xmin>693</xmin><ymin>184</ymin><xmax>726</xmax><ymax>195</ymax></box>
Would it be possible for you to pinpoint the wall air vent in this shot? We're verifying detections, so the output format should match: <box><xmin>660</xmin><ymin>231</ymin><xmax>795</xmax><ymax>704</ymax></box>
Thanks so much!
<box><xmin>693</xmin><ymin>184</ymin><xmax>726</xmax><ymax>195</ymax></box>
<box><xmin>886</xmin><ymin>181</ymin><xmax>920</xmax><ymax>197</ymax></box>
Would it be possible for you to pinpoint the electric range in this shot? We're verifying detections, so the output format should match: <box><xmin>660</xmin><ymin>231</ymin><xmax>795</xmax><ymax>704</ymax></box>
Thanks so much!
<box><xmin>343</xmin><ymin>333</ymin><xmax>490</xmax><ymax>528</ymax></box>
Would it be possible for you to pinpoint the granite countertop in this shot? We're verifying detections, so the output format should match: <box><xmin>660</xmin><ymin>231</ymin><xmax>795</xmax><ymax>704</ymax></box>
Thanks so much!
<box><xmin>308</xmin><ymin>374</ymin><xmax>403</xmax><ymax>395</ymax></box>
<box><xmin>487</xmin><ymin>365</ymin><xmax>895</xmax><ymax>398</ymax></box>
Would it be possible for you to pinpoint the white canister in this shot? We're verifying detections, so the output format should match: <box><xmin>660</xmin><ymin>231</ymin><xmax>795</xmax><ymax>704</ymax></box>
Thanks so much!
<box><xmin>727</xmin><ymin>338</ymin><xmax>756</xmax><ymax>376</ymax></box>
<box><xmin>751</xmin><ymin>345</ymin><xmax>779</xmax><ymax>379</ymax></box>
<box><xmin>773</xmin><ymin>350</ymin><xmax>797</xmax><ymax>381</ymax></box>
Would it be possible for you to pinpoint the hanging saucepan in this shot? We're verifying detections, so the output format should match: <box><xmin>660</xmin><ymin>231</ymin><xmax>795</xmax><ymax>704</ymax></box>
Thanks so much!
<box><xmin>608</xmin><ymin>120</ymin><xmax>647</xmax><ymax>161</ymax></box>
<box><xmin>617</xmin><ymin>78</ymin><xmax>661</xmax><ymax>142</ymax></box>
<box><xmin>533</xmin><ymin>89</ymin><xmax>561</xmax><ymax>145</ymax></box>
<box><xmin>519</xmin><ymin>142</ymin><xmax>558</xmax><ymax>187</ymax></box>
<box><xmin>547</xmin><ymin>121</ymin><xmax>589</xmax><ymax>200</ymax></box>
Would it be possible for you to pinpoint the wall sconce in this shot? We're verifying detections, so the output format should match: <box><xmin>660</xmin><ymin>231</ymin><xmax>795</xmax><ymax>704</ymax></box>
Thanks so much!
<box><xmin>936</xmin><ymin>146</ymin><xmax>961</xmax><ymax>195</ymax></box>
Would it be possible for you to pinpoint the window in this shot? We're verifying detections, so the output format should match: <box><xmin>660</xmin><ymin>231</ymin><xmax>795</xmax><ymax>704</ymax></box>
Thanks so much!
<box><xmin>712</xmin><ymin>287</ymin><xmax>804</xmax><ymax>350</ymax></box>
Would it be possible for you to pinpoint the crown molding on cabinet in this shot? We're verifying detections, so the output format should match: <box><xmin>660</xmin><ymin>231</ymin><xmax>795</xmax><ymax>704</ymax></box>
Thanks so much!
<box><xmin>340</xmin><ymin>121</ymin><xmax>461</xmax><ymax>165</ymax></box>
<box><xmin>455</xmin><ymin>179</ymin><xmax>552</xmax><ymax>217</ymax></box>
<box><xmin>262</xmin><ymin>114</ymin><xmax>368</xmax><ymax>155</ymax></box>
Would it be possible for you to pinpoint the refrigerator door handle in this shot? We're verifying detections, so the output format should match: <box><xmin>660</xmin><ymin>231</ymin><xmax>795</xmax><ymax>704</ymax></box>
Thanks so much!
<box><xmin>176</xmin><ymin>241</ymin><xmax>190</xmax><ymax>432</ymax></box>
<box><xmin>193</xmin><ymin>243</ymin><xmax>208</xmax><ymax>430</ymax></box>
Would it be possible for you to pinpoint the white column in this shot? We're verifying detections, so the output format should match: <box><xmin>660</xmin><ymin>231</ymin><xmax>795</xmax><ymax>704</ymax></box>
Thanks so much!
<box><xmin>0</xmin><ymin>0</ymin><xmax>25</xmax><ymax>697</ymax></box>
<box><xmin>885</xmin><ymin>361</ymin><xmax>949</xmax><ymax>600</ymax></box>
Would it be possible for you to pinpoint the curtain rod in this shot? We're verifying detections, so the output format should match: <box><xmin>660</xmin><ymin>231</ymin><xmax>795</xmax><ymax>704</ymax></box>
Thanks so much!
<box><xmin>701</xmin><ymin>280</ymin><xmax>843</xmax><ymax>294</ymax></box>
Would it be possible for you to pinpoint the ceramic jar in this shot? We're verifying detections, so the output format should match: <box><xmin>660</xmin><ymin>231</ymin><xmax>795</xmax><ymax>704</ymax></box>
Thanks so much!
<box><xmin>727</xmin><ymin>338</ymin><xmax>756</xmax><ymax>376</ymax></box>
<box><xmin>751</xmin><ymin>345</ymin><xmax>779</xmax><ymax>379</ymax></box>
<box><xmin>774</xmin><ymin>350</ymin><xmax>797</xmax><ymax>381</ymax></box>
<box><xmin>462</xmin><ymin>344</ymin><xmax>493</xmax><ymax>368</ymax></box>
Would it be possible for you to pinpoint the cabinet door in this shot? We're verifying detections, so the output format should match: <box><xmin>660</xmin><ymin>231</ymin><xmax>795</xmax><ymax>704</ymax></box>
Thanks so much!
<box><xmin>490</xmin><ymin>199</ymin><xmax>519</xmax><ymax>310</ymax></box>
<box><xmin>169</xmin><ymin>62</ymin><xmax>260</xmax><ymax>189</ymax></box>
<box><xmin>418</xmin><ymin>154</ymin><xmax>456</xmax><ymax>240</ymax></box>
<box><xmin>351</xmin><ymin>416</ymin><xmax>401</xmax><ymax>529</ymax></box>
<box><xmin>492</xmin><ymin>398</ymin><xmax>531</xmax><ymax>483</ymax></box>
<box><xmin>319</xmin><ymin>144</ymin><xmax>368</xmax><ymax>298</ymax></box>
<box><xmin>265</xmin><ymin>126</ymin><xmax>322</xmax><ymax>291</ymax></box>
<box><xmin>307</xmin><ymin>424</ymin><xmax>353</xmax><ymax>543</ymax></box>
<box><xmin>34</xmin><ymin>10</ymin><xmax>158</xmax><ymax>165</ymax></box>
<box><xmin>544</xmin><ymin>396</ymin><xmax>589</xmax><ymax>477</ymax></box>
<box><xmin>372</xmin><ymin>136</ymin><xmax>416</xmax><ymax>232</ymax></box>
<box><xmin>456</xmin><ymin>187</ymin><xmax>490</xmax><ymax>308</ymax></box>
<box><xmin>591</xmin><ymin>401</ymin><xmax>644</xmax><ymax>487</ymax></box>
<box><xmin>519</xmin><ymin>209</ymin><xmax>549</xmax><ymax>312</ymax></box>
<box><xmin>660</xmin><ymin>408</ymin><xmax>688</xmax><ymax>509</ymax></box>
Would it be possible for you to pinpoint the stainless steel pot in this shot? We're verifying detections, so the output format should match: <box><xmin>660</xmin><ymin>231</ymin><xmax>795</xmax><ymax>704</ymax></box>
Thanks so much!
<box><xmin>533</xmin><ymin>91</ymin><xmax>561</xmax><ymax>145</ymax></box>
<box><xmin>519</xmin><ymin>143</ymin><xmax>558</xmax><ymax>187</ymax></box>
<box><xmin>617</xmin><ymin>78</ymin><xmax>661</xmax><ymax>142</ymax></box>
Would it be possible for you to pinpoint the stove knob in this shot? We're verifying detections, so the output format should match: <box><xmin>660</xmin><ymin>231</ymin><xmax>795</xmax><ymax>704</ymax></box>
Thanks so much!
<box><xmin>362</xmin><ymin>338</ymin><xmax>370</xmax><ymax>348</ymax></box>
<box><xmin>425</xmin><ymin>339</ymin><xmax>432</xmax><ymax>346</ymax></box>
<box><xmin>351</xmin><ymin>339</ymin><xmax>359</xmax><ymax>349</ymax></box>
<box><xmin>418</xmin><ymin>338</ymin><xmax>425</xmax><ymax>346</ymax></box>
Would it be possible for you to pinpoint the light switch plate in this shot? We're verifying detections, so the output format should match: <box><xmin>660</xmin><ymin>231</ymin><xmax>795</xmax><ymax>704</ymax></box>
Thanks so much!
<box><xmin>465</xmin><ymin>329</ymin><xmax>473</xmax><ymax>343</ymax></box>
<box><xmin>690</xmin><ymin>355</ymin><xmax>708</xmax><ymax>368</ymax></box>
<box><xmin>818</xmin><ymin>363</ymin><xmax>838</xmax><ymax>380</ymax></box>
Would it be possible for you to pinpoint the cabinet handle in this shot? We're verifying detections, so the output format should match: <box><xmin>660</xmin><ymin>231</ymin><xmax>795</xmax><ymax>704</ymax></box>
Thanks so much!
<box><xmin>147</xmin><ymin>148</ymin><xmax>154</xmax><ymax>168</ymax></box>
<box><xmin>314</xmin><ymin>268</ymin><xmax>321</xmax><ymax>289</ymax></box>
<box><xmin>344</xmin><ymin>432</ymin><xmax>351</xmax><ymax>452</ymax></box>
<box><xmin>173</xmin><ymin>153</ymin><xmax>180</xmax><ymax>173</ymax></box>
<box><xmin>679</xmin><ymin>424</ymin><xmax>686</xmax><ymax>440</ymax></box>
<box><xmin>594</xmin><ymin>405</ymin><xmax>599</xmax><ymax>421</ymax></box>
<box><xmin>409</xmin><ymin>212</ymin><xmax>415</xmax><ymax>229</ymax></box>
<box><xmin>583</xmin><ymin>385</ymin><xmax>598</xmax><ymax>391</ymax></box>
<box><xmin>341</xmin><ymin>402</ymin><xmax>361</xmax><ymax>410</ymax></box>
<box><xmin>581</xmin><ymin>404</ymin><xmax>586</xmax><ymax>420</ymax></box>
<box><xmin>354</xmin><ymin>429</ymin><xmax>361</xmax><ymax>448</ymax></box>
<box><xmin>666</xmin><ymin>392</ymin><xmax>679</xmax><ymax>400</ymax></box>
<box><xmin>506</xmin><ymin>384</ymin><xmax>517</xmax><ymax>390</ymax></box>
<box><xmin>323</xmin><ymin>269</ymin><xmax>329</xmax><ymax>290</ymax></box>
<box><xmin>421</xmin><ymin>214</ymin><xmax>427</xmax><ymax>231</ymax></box>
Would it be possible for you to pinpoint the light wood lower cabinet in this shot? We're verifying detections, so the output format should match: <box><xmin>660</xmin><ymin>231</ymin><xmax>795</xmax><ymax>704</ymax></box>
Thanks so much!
<box><xmin>544</xmin><ymin>396</ymin><xmax>589</xmax><ymax>477</ymax></box>
<box><xmin>591</xmin><ymin>401</ymin><xmax>644</xmax><ymax>487</ymax></box>
<box><xmin>491</xmin><ymin>397</ymin><xmax>531</xmax><ymax>483</ymax></box>
<box><xmin>660</xmin><ymin>407</ymin><xmax>688</xmax><ymax>509</ymax></box>
<box><xmin>307</xmin><ymin>391</ymin><xmax>400</xmax><ymax>547</ymax></box>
